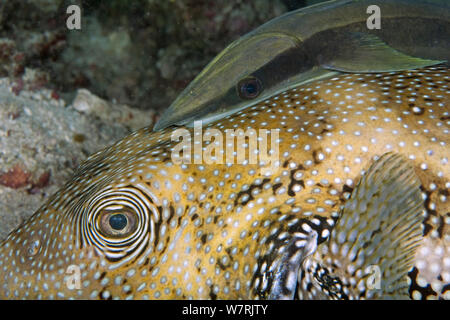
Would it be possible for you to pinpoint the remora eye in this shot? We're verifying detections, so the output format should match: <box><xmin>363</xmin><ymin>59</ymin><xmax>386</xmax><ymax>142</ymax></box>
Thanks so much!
<box><xmin>98</xmin><ymin>208</ymin><xmax>137</xmax><ymax>238</ymax></box>
<box><xmin>237</xmin><ymin>76</ymin><xmax>262</xmax><ymax>99</ymax></box>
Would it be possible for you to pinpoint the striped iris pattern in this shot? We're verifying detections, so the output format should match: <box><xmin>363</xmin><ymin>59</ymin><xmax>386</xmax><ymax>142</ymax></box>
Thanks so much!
<box><xmin>79</xmin><ymin>186</ymin><xmax>160</xmax><ymax>267</ymax></box>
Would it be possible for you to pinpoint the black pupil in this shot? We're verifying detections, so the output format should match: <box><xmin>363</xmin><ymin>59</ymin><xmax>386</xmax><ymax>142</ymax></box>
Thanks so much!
<box><xmin>243</xmin><ymin>82</ymin><xmax>257</xmax><ymax>95</ymax></box>
<box><xmin>238</xmin><ymin>77</ymin><xmax>261</xmax><ymax>99</ymax></box>
<box><xmin>109</xmin><ymin>214</ymin><xmax>127</xmax><ymax>230</ymax></box>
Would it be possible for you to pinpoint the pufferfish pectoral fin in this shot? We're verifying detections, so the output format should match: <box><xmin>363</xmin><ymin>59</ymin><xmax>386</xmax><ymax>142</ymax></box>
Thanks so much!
<box><xmin>321</xmin><ymin>32</ymin><xmax>444</xmax><ymax>73</ymax></box>
<box><xmin>268</xmin><ymin>229</ymin><xmax>318</xmax><ymax>300</ymax></box>
<box><xmin>299</xmin><ymin>153</ymin><xmax>425</xmax><ymax>300</ymax></box>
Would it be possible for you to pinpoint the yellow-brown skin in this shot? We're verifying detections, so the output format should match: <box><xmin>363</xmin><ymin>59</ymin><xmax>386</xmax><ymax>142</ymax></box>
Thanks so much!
<box><xmin>0</xmin><ymin>65</ymin><xmax>448</xmax><ymax>299</ymax></box>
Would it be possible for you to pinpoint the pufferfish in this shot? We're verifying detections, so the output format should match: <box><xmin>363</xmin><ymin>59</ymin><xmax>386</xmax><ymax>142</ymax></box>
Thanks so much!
<box><xmin>0</xmin><ymin>65</ymin><xmax>448</xmax><ymax>300</ymax></box>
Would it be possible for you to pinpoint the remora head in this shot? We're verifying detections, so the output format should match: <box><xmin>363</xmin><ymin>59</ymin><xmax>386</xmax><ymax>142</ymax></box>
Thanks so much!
<box><xmin>153</xmin><ymin>31</ymin><xmax>329</xmax><ymax>130</ymax></box>
<box><xmin>153</xmin><ymin>0</ymin><xmax>448</xmax><ymax>131</ymax></box>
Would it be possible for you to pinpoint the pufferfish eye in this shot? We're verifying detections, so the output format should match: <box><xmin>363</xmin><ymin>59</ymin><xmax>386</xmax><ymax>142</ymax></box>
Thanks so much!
<box><xmin>237</xmin><ymin>76</ymin><xmax>263</xmax><ymax>100</ymax></box>
<box><xmin>98</xmin><ymin>207</ymin><xmax>138</xmax><ymax>238</ymax></box>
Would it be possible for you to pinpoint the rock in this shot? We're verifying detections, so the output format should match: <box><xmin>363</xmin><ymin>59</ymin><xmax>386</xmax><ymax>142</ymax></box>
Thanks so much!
<box><xmin>72</xmin><ymin>89</ymin><xmax>155</xmax><ymax>131</ymax></box>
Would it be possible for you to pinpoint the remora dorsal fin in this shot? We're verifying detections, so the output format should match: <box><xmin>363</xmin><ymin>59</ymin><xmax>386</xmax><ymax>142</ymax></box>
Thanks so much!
<box><xmin>322</xmin><ymin>32</ymin><xmax>445</xmax><ymax>72</ymax></box>
<box><xmin>300</xmin><ymin>153</ymin><xmax>424</xmax><ymax>299</ymax></box>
